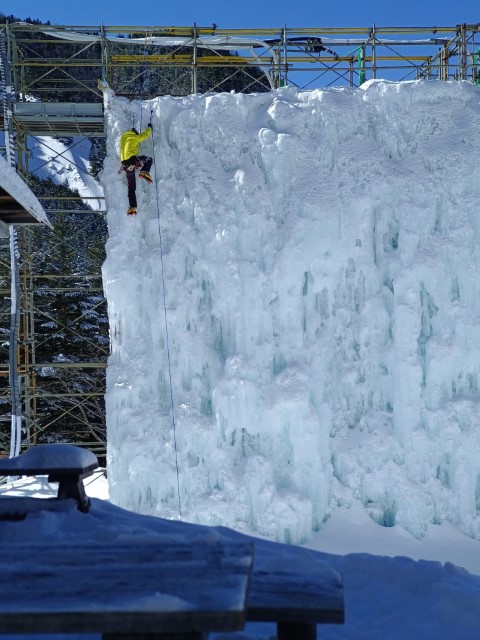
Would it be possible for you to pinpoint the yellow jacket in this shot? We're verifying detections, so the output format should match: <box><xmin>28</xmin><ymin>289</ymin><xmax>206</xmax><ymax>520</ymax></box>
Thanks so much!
<box><xmin>120</xmin><ymin>127</ymin><xmax>152</xmax><ymax>162</ymax></box>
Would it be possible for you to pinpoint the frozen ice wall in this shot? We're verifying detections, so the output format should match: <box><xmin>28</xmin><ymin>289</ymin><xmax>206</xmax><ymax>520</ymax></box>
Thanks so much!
<box><xmin>102</xmin><ymin>80</ymin><xmax>480</xmax><ymax>544</ymax></box>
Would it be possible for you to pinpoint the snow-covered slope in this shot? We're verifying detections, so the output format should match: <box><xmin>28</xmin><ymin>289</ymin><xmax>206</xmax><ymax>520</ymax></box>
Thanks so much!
<box><xmin>28</xmin><ymin>135</ymin><xmax>104</xmax><ymax>210</ymax></box>
<box><xmin>102</xmin><ymin>80</ymin><xmax>480</xmax><ymax>545</ymax></box>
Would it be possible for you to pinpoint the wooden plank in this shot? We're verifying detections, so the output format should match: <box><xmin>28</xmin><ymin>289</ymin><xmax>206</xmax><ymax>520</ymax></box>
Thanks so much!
<box><xmin>0</xmin><ymin>188</ymin><xmax>42</xmax><ymax>225</ymax></box>
<box><xmin>247</xmin><ymin>566</ymin><xmax>344</xmax><ymax>624</ymax></box>
<box><xmin>0</xmin><ymin>541</ymin><xmax>254</xmax><ymax>635</ymax></box>
<box><xmin>246</xmin><ymin>564</ymin><xmax>344</xmax><ymax>640</ymax></box>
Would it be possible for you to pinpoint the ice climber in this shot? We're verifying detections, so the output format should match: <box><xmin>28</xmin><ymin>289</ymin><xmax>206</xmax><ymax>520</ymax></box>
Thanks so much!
<box><xmin>119</xmin><ymin>123</ymin><xmax>153</xmax><ymax>215</ymax></box>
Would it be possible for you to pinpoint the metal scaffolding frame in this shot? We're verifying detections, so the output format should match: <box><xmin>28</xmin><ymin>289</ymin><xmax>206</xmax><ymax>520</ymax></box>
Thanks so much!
<box><xmin>4</xmin><ymin>23</ymin><xmax>480</xmax><ymax>101</ymax></box>
<box><xmin>1</xmin><ymin>22</ymin><xmax>479</xmax><ymax>460</ymax></box>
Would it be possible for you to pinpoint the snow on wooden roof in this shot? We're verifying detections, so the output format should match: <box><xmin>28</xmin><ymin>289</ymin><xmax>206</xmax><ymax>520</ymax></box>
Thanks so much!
<box><xmin>0</xmin><ymin>155</ymin><xmax>52</xmax><ymax>234</ymax></box>
<box><xmin>0</xmin><ymin>444</ymin><xmax>98</xmax><ymax>475</ymax></box>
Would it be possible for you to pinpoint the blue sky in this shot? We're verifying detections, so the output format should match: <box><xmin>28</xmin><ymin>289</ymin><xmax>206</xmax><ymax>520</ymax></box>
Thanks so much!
<box><xmin>3</xmin><ymin>0</ymin><xmax>479</xmax><ymax>29</ymax></box>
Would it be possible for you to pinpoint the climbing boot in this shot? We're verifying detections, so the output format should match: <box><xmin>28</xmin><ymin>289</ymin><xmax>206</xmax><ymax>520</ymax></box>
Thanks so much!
<box><xmin>139</xmin><ymin>171</ymin><xmax>153</xmax><ymax>184</ymax></box>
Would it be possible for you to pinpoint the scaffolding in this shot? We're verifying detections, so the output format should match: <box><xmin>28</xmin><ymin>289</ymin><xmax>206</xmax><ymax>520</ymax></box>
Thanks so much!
<box><xmin>1</xmin><ymin>22</ymin><xmax>480</xmax><ymax>460</ymax></box>
<box><xmin>5</xmin><ymin>23</ymin><xmax>480</xmax><ymax>98</ymax></box>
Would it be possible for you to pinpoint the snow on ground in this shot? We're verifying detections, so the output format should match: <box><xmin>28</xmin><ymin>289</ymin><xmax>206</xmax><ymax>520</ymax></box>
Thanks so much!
<box><xmin>1</xmin><ymin>473</ymin><xmax>480</xmax><ymax>639</ymax></box>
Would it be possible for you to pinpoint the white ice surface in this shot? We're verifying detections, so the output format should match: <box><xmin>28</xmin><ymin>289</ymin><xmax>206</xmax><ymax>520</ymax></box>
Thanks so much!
<box><xmin>102</xmin><ymin>79</ymin><xmax>480</xmax><ymax>547</ymax></box>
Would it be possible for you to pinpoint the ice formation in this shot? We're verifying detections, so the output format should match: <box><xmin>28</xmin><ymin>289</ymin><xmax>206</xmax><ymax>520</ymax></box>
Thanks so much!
<box><xmin>102</xmin><ymin>80</ymin><xmax>480</xmax><ymax>544</ymax></box>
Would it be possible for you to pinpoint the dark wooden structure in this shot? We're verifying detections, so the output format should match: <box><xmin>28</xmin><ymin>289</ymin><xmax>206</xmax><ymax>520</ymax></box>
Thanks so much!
<box><xmin>0</xmin><ymin>541</ymin><xmax>254</xmax><ymax>639</ymax></box>
<box><xmin>247</xmin><ymin>561</ymin><xmax>345</xmax><ymax>639</ymax></box>
<box><xmin>0</xmin><ymin>445</ymin><xmax>345</xmax><ymax>639</ymax></box>
<box><xmin>0</xmin><ymin>444</ymin><xmax>98</xmax><ymax>514</ymax></box>
<box><xmin>0</xmin><ymin>537</ymin><xmax>345</xmax><ymax>640</ymax></box>
<box><xmin>0</xmin><ymin>185</ymin><xmax>45</xmax><ymax>226</ymax></box>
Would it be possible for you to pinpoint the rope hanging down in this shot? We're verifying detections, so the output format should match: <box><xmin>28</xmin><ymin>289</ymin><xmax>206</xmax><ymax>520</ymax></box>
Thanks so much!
<box><xmin>149</xmin><ymin>114</ymin><xmax>182</xmax><ymax>518</ymax></box>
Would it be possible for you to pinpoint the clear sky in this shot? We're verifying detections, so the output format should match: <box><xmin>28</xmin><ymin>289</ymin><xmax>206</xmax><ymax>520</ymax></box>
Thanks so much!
<box><xmin>2</xmin><ymin>0</ymin><xmax>479</xmax><ymax>30</ymax></box>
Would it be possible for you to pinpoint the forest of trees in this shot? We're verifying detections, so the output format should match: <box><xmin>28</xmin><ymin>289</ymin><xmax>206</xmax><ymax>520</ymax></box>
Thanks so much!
<box><xmin>0</xmin><ymin>13</ymin><xmax>270</xmax><ymax>458</ymax></box>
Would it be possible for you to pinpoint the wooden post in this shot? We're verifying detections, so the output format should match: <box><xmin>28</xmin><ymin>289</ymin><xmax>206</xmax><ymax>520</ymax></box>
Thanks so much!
<box><xmin>278</xmin><ymin>621</ymin><xmax>317</xmax><ymax>640</ymax></box>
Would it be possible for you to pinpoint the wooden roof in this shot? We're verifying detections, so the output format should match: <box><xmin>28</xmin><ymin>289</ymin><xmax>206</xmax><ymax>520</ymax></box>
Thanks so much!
<box><xmin>0</xmin><ymin>185</ymin><xmax>45</xmax><ymax>226</ymax></box>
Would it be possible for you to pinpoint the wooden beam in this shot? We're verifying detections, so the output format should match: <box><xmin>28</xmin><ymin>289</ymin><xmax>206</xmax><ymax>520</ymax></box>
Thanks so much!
<box><xmin>0</xmin><ymin>187</ymin><xmax>43</xmax><ymax>225</ymax></box>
